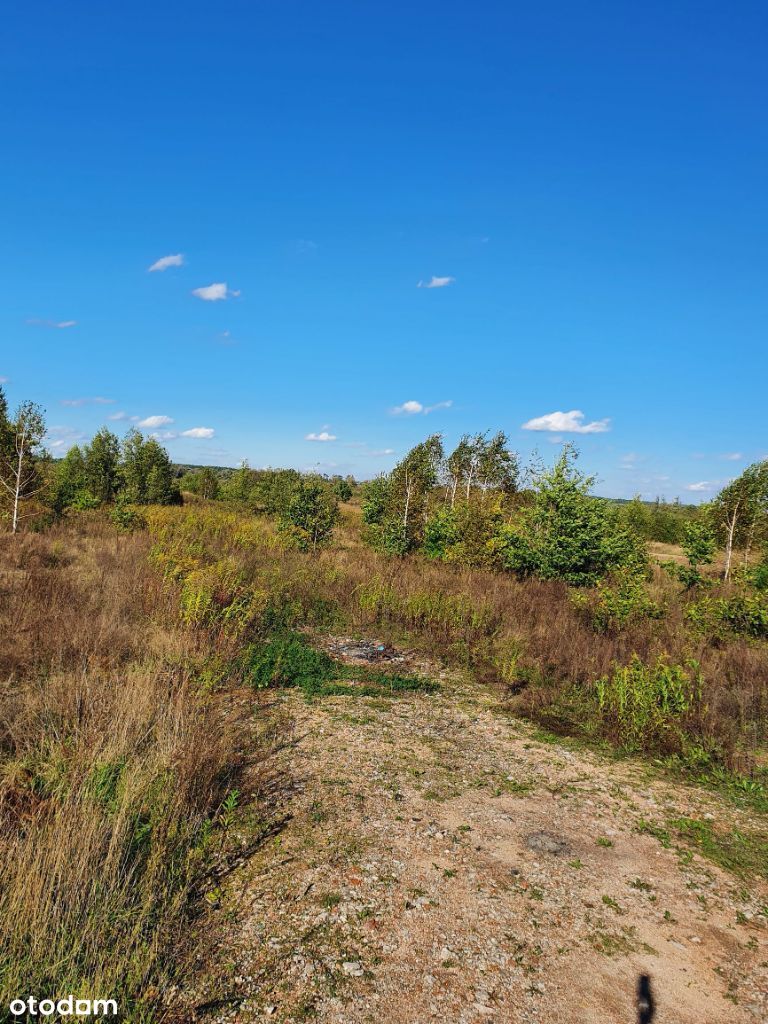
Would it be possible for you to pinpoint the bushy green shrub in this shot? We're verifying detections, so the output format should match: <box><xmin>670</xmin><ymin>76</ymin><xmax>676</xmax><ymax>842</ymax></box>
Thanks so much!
<box><xmin>69</xmin><ymin>490</ymin><xmax>101</xmax><ymax>511</ymax></box>
<box><xmin>110</xmin><ymin>498</ymin><xmax>147</xmax><ymax>532</ymax></box>
<box><xmin>595</xmin><ymin>655</ymin><xmax>704</xmax><ymax>753</ymax></box>
<box><xmin>664</xmin><ymin>521</ymin><xmax>718</xmax><ymax>589</ymax></box>
<box><xmin>277</xmin><ymin>477</ymin><xmax>339</xmax><ymax>551</ymax></box>
<box><xmin>572</xmin><ymin>567</ymin><xmax>663</xmax><ymax>634</ymax></box>
<box><xmin>686</xmin><ymin>593</ymin><xmax>768</xmax><ymax>640</ymax></box>
<box><xmin>423</xmin><ymin>506</ymin><xmax>460</xmax><ymax>559</ymax></box>
<box><xmin>360</xmin><ymin>476</ymin><xmax>390</xmax><ymax>525</ymax></box>
<box><xmin>493</xmin><ymin>449</ymin><xmax>645</xmax><ymax>586</ymax></box>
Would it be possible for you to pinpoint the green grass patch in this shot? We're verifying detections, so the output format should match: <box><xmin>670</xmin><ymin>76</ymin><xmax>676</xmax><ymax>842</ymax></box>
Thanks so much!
<box><xmin>244</xmin><ymin>632</ymin><xmax>437</xmax><ymax>698</ymax></box>
<box><xmin>667</xmin><ymin>816</ymin><xmax>768</xmax><ymax>880</ymax></box>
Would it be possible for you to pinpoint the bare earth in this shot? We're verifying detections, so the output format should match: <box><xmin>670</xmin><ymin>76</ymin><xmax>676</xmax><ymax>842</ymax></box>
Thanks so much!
<box><xmin>192</xmin><ymin>654</ymin><xmax>767</xmax><ymax>1024</ymax></box>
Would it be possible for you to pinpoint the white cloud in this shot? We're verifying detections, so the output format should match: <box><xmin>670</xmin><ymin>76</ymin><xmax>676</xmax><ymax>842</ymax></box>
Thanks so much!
<box><xmin>417</xmin><ymin>276</ymin><xmax>455</xmax><ymax>289</ymax></box>
<box><xmin>181</xmin><ymin>427</ymin><xmax>216</xmax><ymax>439</ymax></box>
<box><xmin>151</xmin><ymin>430</ymin><xmax>178</xmax><ymax>441</ymax></box>
<box><xmin>392</xmin><ymin>400</ymin><xmax>423</xmax><ymax>415</ymax></box>
<box><xmin>686</xmin><ymin>481</ymin><xmax>714</xmax><ymax>492</ymax></box>
<box><xmin>369</xmin><ymin>448</ymin><xmax>395</xmax><ymax>456</ymax></box>
<box><xmin>109</xmin><ymin>411</ymin><xmax>128</xmax><ymax>421</ymax></box>
<box><xmin>191</xmin><ymin>282</ymin><xmax>239</xmax><ymax>302</ymax></box>
<box><xmin>61</xmin><ymin>396</ymin><xmax>115</xmax><ymax>407</ymax></box>
<box><xmin>720</xmin><ymin>452</ymin><xmax>743</xmax><ymax>461</ymax></box>
<box><xmin>137</xmin><ymin>415</ymin><xmax>174</xmax><ymax>428</ymax></box>
<box><xmin>305</xmin><ymin>431</ymin><xmax>337</xmax><ymax>442</ymax></box>
<box><xmin>47</xmin><ymin>425</ymin><xmax>86</xmax><ymax>450</ymax></box>
<box><xmin>521</xmin><ymin>409</ymin><xmax>611</xmax><ymax>434</ymax></box>
<box><xmin>27</xmin><ymin>318</ymin><xmax>77</xmax><ymax>329</ymax></box>
<box><xmin>0</xmin><ymin>376</ymin><xmax>7</xmax><ymax>384</ymax></box>
<box><xmin>391</xmin><ymin>399</ymin><xmax>452</xmax><ymax>416</ymax></box>
<box><xmin>148</xmin><ymin>253</ymin><xmax>184</xmax><ymax>272</ymax></box>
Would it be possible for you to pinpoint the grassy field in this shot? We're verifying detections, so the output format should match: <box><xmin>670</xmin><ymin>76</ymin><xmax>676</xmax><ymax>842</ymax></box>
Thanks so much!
<box><xmin>1</xmin><ymin>501</ymin><xmax>766</xmax><ymax>1018</ymax></box>
<box><xmin>0</xmin><ymin>519</ymin><xmax>259</xmax><ymax>1019</ymax></box>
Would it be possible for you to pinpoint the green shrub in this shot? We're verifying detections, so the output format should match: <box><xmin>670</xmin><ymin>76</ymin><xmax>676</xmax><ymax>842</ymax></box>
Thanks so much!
<box><xmin>492</xmin><ymin>448</ymin><xmax>646</xmax><ymax>586</ymax></box>
<box><xmin>277</xmin><ymin>477</ymin><xmax>339</xmax><ymax>551</ymax></box>
<box><xmin>69</xmin><ymin>489</ymin><xmax>101</xmax><ymax>511</ymax></box>
<box><xmin>595</xmin><ymin>655</ymin><xmax>704</xmax><ymax>753</ymax></box>
<box><xmin>110</xmin><ymin>498</ymin><xmax>147</xmax><ymax>532</ymax></box>
<box><xmin>663</xmin><ymin>521</ymin><xmax>717</xmax><ymax>589</ymax></box>
<box><xmin>572</xmin><ymin>568</ymin><xmax>663</xmax><ymax>634</ymax></box>
<box><xmin>423</xmin><ymin>506</ymin><xmax>460</xmax><ymax>560</ymax></box>
<box><xmin>687</xmin><ymin>593</ymin><xmax>768</xmax><ymax>640</ymax></box>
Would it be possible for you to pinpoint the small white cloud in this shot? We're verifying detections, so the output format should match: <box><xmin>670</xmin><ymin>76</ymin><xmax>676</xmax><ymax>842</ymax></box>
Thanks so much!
<box><xmin>392</xmin><ymin>400</ymin><xmax>423</xmax><ymax>415</ymax></box>
<box><xmin>181</xmin><ymin>427</ymin><xmax>216</xmax><ymax>439</ymax></box>
<box><xmin>294</xmin><ymin>239</ymin><xmax>318</xmax><ymax>253</ymax></box>
<box><xmin>148</xmin><ymin>253</ymin><xmax>184</xmax><ymax>272</ymax></box>
<box><xmin>424</xmin><ymin>400</ymin><xmax>452</xmax><ymax>414</ymax></box>
<box><xmin>151</xmin><ymin>430</ymin><xmax>178</xmax><ymax>441</ymax></box>
<box><xmin>27</xmin><ymin>318</ymin><xmax>77</xmax><ymax>329</ymax></box>
<box><xmin>720</xmin><ymin>452</ymin><xmax>743</xmax><ymax>461</ymax></box>
<box><xmin>109</xmin><ymin>411</ymin><xmax>128</xmax><ymax>421</ymax></box>
<box><xmin>369</xmin><ymin>448</ymin><xmax>395</xmax><ymax>456</ymax></box>
<box><xmin>417</xmin><ymin>276</ymin><xmax>455</xmax><ymax>289</ymax></box>
<box><xmin>0</xmin><ymin>376</ymin><xmax>7</xmax><ymax>384</ymax></box>
<box><xmin>521</xmin><ymin>410</ymin><xmax>611</xmax><ymax>434</ymax></box>
<box><xmin>305</xmin><ymin>431</ymin><xmax>337</xmax><ymax>442</ymax></box>
<box><xmin>686</xmin><ymin>481</ymin><xmax>714</xmax><ymax>492</ymax></box>
<box><xmin>47</xmin><ymin>425</ymin><xmax>86</xmax><ymax>449</ymax></box>
<box><xmin>137</xmin><ymin>414</ymin><xmax>174</xmax><ymax>428</ymax></box>
<box><xmin>391</xmin><ymin>399</ymin><xmax>452</xmax><ymax>416</ymax></box>
<box><xmin>192</xmin><ymin>282</ymin><xmax>239</xmax><ymax>302</ymax></box>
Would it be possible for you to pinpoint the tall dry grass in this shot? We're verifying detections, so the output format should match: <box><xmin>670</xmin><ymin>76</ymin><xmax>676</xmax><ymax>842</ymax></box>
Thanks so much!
<box><xmin>0</xmin><ymin>520</ymin><xmax>251</xmax><ymax>1019</ymax></box>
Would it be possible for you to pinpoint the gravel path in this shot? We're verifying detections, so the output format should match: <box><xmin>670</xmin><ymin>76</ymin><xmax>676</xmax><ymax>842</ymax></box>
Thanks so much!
<box><xmin>195</xmin><ymin>671</ymin><xmax>767</xmax><ymax>1024</ymax></box>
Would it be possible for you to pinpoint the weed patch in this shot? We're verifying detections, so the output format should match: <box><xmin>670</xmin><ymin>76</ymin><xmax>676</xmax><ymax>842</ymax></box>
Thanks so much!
<box><xmin>244</xmin><ymin>633</ymin><xmax>437</xmax><ymax>699</ymax></box>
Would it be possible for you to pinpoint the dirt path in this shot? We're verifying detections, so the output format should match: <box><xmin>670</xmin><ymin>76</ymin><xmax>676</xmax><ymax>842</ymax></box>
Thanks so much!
<box><xmin>194</xmin><ymin>673</ymin><xmax>767</xmax><ymax>1024</ymax></box>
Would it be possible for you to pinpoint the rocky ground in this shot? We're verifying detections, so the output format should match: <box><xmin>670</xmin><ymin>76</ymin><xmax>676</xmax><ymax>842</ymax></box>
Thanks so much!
<box><xmin>186</xmin><ymin>642</ymin><xmax>767</xmax><ymax>1024</ymax></box>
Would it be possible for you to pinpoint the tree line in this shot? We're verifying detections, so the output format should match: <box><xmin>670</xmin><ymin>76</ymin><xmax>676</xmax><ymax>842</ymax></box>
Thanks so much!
<box><xmin>3</xmin><ymin>384</ymin><xmax>766</xmax><ymax>591</ymax></box>
<box><xmin>0</xmin><ymin>388</ymin><xmax>181</xmax><ymax>531</ymax></box>
<box><xmin>360</xmin><ymin>431</ymin><xmax>768</xmax><ymax>588</ymax></box>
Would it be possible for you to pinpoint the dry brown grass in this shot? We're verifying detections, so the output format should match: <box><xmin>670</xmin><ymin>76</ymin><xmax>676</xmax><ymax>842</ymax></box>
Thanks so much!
<box><xmin>0</xmin><ymin>519</ymin><xmax>254</xmax><ymax>1018</ymax></box>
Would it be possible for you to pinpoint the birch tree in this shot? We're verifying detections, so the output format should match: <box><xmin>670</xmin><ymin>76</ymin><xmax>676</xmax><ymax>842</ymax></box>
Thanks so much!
<box><xmin>0</xmin><ymin>400</ymin><xmax>47</xmax><ymax>533</ymax></box>
<box><xmin>444</xmin><ymin>435</ymin><xmax>472</xmax><ymax>507</ymax></box>
<box><xmin>712</xmin><ymin>461</ymin><xmax>768</xmax><ymax>580</ymax></box>
<box><xmin>476</xmin><ymin>430</ymin><xmax>519</xmax><ymax>497</ymax></box>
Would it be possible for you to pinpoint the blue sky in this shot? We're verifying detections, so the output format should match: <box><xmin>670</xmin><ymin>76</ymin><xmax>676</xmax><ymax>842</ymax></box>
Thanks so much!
<box><xmin>1</xmin><ymin>1</ymin><xmax>765</xmax><ymax>500</ymax></box>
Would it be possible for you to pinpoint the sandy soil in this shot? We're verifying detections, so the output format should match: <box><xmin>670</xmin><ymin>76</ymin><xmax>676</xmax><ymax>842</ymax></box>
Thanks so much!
<box><xmin>189</xmin><ymin>657</ymin><xmax>767</xmax><ymax>1024</ymax></box>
